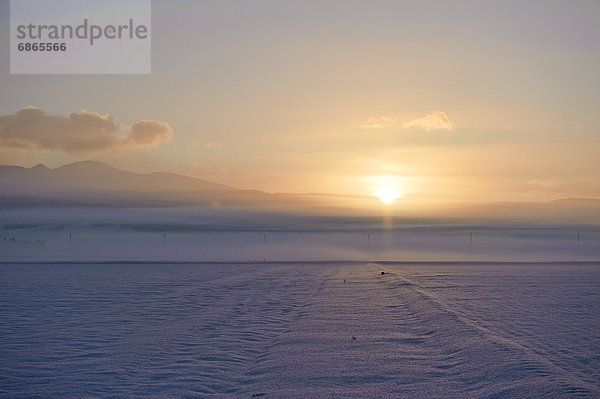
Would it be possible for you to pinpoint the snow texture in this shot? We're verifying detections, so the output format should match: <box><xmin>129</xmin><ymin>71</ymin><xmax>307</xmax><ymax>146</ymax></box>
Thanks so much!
<box><xmin>1</xmin><ymin>262</ymin><xmax>599</xmax><ymax>398</ymax></box>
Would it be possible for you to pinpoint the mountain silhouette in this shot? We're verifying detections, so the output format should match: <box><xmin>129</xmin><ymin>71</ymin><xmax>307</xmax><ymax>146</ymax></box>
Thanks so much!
<box><xmin>0</xmin><ymin>160</ymin><xmax>236</xmax><ymax>195</ymax></box>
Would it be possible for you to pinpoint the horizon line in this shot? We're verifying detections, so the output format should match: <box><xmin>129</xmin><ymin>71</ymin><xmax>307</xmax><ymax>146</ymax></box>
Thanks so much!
<box><xmin>1</xmin><ymin>260</ymin><xmax>599</xmax><ymax>265</ymax></box>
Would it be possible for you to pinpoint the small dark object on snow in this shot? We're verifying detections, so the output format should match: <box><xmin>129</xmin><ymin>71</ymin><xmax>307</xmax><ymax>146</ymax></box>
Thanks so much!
<box><xmin>381</xmin><ymin>271</ymin><xmax>385</xmax><ymax>275</ymax></box>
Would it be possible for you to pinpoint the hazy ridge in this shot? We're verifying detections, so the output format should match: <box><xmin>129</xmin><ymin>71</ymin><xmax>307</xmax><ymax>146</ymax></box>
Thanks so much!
<box><xmin>1</xmin><ymin>161</ymin><xmax>600</xmax><ymax>224</ymax></box>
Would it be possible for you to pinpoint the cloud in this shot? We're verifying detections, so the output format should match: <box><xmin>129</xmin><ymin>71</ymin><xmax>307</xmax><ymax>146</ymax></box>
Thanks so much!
<box><xmin>402</xmin><ymin>111</ymin><xmax>454</xmax><ymax>132</ymax></box>
<box><xmin>0</xmin><ymin>107</ymin><xmax>173</xmax><ymax>154</ymax></box>
<box><xmin>362</xmin><ymin>116</ymin><xmax>391</xmax><ymax>129</ymax></box>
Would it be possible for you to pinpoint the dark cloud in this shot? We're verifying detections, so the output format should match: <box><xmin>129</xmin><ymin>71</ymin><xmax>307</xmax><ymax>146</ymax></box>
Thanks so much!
<box><xmin>0</xmin><ymin>107</ymin><xmax>173</xmax><ymax>154</ymax></box>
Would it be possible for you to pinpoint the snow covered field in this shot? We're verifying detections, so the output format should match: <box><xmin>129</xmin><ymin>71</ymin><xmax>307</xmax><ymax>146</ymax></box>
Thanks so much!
<box><xmin>1</xmin><ymin>262</ymin><xmax>598</xmax><ymax>397</ymax></box>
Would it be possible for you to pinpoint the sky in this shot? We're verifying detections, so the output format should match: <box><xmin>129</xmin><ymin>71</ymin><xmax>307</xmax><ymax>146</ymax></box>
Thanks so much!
<box><xmin>1</xmin><ymin>0</ymin><xmax>599</xmax><ymax>202</ymax></box>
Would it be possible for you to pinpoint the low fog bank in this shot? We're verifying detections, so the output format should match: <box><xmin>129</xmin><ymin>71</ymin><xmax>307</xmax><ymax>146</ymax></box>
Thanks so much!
<box><xmin>2</xmin><ymin>192</ymin><xmax>600</xmax><ymax>224</ymax></box>
<box><xmin>1</xmin><ymin>205</ymin><xmax>599</xmax><ymax>262</ymax></box>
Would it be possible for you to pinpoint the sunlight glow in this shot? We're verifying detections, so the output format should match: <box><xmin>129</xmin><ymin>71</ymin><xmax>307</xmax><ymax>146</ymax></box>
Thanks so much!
<box><xmin>374</xmin><ymin>176</ymin><xmax>402</xmax><ymax>204</ymax></box>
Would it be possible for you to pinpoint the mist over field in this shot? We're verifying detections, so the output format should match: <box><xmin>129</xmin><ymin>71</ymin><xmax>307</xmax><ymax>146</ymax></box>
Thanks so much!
<box><xmin>1</xmin><ymin>205</ymin><xmax>599</xmax><ymax>263</ymax></box>
<box><xmin>2</xmin><ymin>161</ymin><xmax>600</xmax><ymax>263</ymax></box>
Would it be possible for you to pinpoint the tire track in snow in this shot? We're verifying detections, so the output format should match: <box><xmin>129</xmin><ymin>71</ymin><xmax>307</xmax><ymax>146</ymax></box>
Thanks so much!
<box><xmin>377</xmin><ymin>263</ymin><xmax>600</xmax><ymax>397</ymax></box>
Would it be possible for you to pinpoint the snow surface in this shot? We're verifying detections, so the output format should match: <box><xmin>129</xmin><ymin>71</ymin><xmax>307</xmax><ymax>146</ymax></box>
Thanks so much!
<box><xmin>1</xmin><ymin>262</ymin><xmax>598</xmax><ymax>398</ymax></box>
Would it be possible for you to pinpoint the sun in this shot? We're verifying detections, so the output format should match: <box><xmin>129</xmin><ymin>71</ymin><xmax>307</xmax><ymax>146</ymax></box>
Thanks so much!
<box><xmin>374</xmin><ymin>176</ymin><xmax>402</xmax><ymax>204</ymax></box>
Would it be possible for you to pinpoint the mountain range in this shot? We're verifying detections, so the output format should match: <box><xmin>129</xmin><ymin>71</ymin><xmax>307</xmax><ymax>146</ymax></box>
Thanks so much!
<box><xmin>0</xmin><ymin>160</ymin><xmax>274</xmax><ymax>207</ymax></box>
<box><xmin>0</xmin><ymin>161</ymin><xmax>354</xmax><ymax>210</ymax></box>
<box><xmin>1</xmin><ymin>161</ymin><xmax>599</xmax><ymax>223</ymax></box>
<box><xmin>0</xmin><ymin>160</ymin><xmax>235</xmax><ymax>194</ymax></box>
